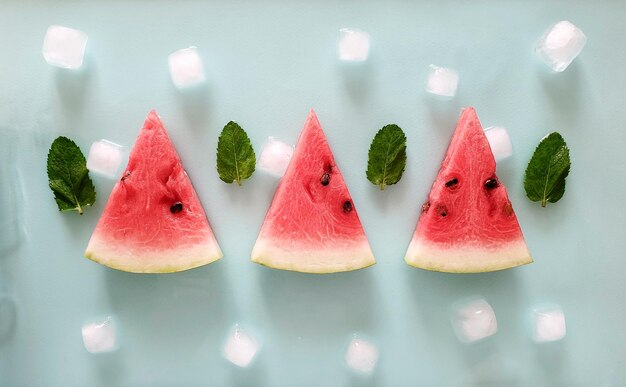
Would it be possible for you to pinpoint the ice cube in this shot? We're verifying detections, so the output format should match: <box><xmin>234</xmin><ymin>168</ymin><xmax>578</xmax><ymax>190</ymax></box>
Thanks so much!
<box><xmin>484</xmin><ymin>126</ymin><xmax>513</xmax><ymax>162</ymax></box>
<box><xmin>87</xmin><ymin>140</ymin><xmax>125</xmax><ymax>179</ymax></box>
<box><xmin>451</xmin><ymin>298</ymin><xmax>498</xmax><ymax>343</ymax></box>
<box><xmin>222</xmin><ymin>324</ymin><xmax>259</xmax><ymax>368</ymax></box>
<box><xmin>168</xmin><ymin>47</ymin><xmax>206</xmax><ymax>88</ymax></box>
<box><xmin>337</xmin><ymin>28</ymin><xmax>370</xmax><ymax>62</ymax></box>
<box><xmin>345</xmin><ymin>338</ymin><xmax>379</xmax><ymax>374</ymax></box>
<box><xmin>257</xmin><ymin>137</ymin><xmax>294</xmax><ymax>178</ymax></box>
<box><xmin>42</xmin><ymin>25</ymin><xmax>88</xmax><ymax>69</ymax></box>
<box><xmin>81</xmin><ymin>316</ymin><xmax>118</xmax><ymax>354</ymax></box>
<box><xmin>535</xmin><ymin>21</ymin><xmax>587</xmax><ymax>72</ymax></box>
<box><xmin>533</xmin><ymin>308</ymin><xmax>566</xmax><ymax>342</ymax></box>
<box><xmin>426</xmin><ymin>65</ymin><xmax>459</xmax><ymax>97</ymax></box>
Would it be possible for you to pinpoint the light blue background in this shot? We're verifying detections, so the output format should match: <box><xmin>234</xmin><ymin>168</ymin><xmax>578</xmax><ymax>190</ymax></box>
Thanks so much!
<box><xmin>1</xmin><ymin>1</ymin><xmax>626</xmax><ymax>386</ymax></box>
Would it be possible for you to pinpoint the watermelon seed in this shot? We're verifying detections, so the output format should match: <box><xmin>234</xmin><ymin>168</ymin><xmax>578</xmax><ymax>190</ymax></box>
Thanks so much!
<box><xmin>445</xmin><ymin>178</ymin><xmax>458</xmax><ymax>188</ymax></box>
<box><xmin>435</xmin><ymin>204</ymin><xmax>448</xmax><ymax>217</ymax></box>
<box><xmin>121</xmin><ymin>171</ymin><xmax>131</xmax><ymax>181</ymax></box>
<box><xmin>321</xmin><ymin>173</ymin><xmax>330</xmax><ymax>186</ymax></box>
<box><xmin>484</xmin><ymin>178</ymin><xmax>498</xmax><ymax>190</ymax></box>
<box><xmin>342</xmin><ymin>200</ymin><xmax>353</xmax><ymax>213</ymax></box>
<box><xmin>170</xmin><ymin>202</ymin><xmax>183</xmax><ymax>213</ymax></box>
<box><xmin>422</xmin><ymin>201</ymin><xmax>431</xmax><ymax>213</ymax></box>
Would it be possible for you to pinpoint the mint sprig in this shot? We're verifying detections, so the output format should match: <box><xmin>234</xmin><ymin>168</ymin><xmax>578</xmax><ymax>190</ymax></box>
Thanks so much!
<box><xmin>524</xmin><ymin>132</ymin><xmax>571</xmax><ymax>207</ymax></box>
<box><xmin>216</xmin><ymin>121</ymin><xmax>256</xmax><ymax>186</ymax></box>
<box><xmin>366</xmin><ymin>124</ymin><xmax>407</xmax><ymax>191</ymax></box>
<box><xmin>47</xmin><ymin>136</ymin><xmax>96</xmax><ymax>215</ymax></box>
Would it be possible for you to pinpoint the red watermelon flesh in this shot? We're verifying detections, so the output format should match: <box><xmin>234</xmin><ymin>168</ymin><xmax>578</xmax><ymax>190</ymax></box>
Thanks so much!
<box><xmin>85</xmin><ymin>111</ymin><xmax>222</xmax><ymax>273</ymax></box>
<box><xmin>405</xmin><ymin>107</ymin><xmax>532</xmax><ymax>273</ymax></box>
<box><xmin>251</xmin><ymin>110</ymin><xmax>375</xmax><ymax>273</ymax></box>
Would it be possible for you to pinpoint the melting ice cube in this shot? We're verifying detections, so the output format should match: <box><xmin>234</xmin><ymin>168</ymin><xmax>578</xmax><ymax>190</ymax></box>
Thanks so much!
<box><xmin>82</xmin><ymin>316</ymin><xmax>118</xmax><ymax>354</ymax></box>
<box><xmin>257</xmin><ymin>137</ymin><xmax>294</xmax><ymax>178</ymax></box>
<box><xmin>337</xmin><ymin>28</ymin><xmax>370</xmax><ymax>62</ymax></box>
<box><xmin>426</xmin><ymin>65</ymin><xmax>459</xmax><ymax>98</ymax></box>
<box><xmin>42</xmin><ymin>25</ymin><xmax>88</xmax><ymax>69</ymax></box>
<box><xmin>222</xmin><ymin>324</ymin><xmax>259</xmax><ymax>368</ymax></box>
<box><xmin>535</xmin><ymin>21</ymin><xmax>587</xmax><ymax>72</ymax></box>
<box><xmin>168</xmin><ymin>47</ymin><xmax>206</xmax><ymax>88</ymax></box>
<box><xmin>452</xmin><ymin>298</ymin><xmax>498</xmax><ymax>343</ymax></box>
<box><xmin>533</xmin><ymin>308</ymin><xmax>566</xmax><ymax>342</ymax></box>
<box><xmin>484</xmin><ymin>126</ymin><xmax>513</xmax><ymax>162</ymax></box>
<box><xmin>345</xmin><ymin>338</ymin><xmax>379</xmax><ymax>374</ymax></box>
<box><xmin>87</xmin><ymin>140</ymin><xmax>125</xmax><ymax>179</ymax></box>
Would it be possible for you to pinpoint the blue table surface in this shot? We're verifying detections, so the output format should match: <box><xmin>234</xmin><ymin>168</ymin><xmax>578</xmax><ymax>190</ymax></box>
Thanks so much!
<box><xmin>1</xmin><ymin>1</ymin><xmax>626</xmax><ymax>386</ymax></box>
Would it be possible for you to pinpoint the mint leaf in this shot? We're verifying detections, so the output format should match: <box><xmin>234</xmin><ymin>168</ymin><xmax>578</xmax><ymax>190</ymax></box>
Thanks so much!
<box><xmin>366</xmin><ymin>124</ymin><xmax>407</xmax><ymax>191</ymax></box>
<box><xmin>524</xmin><ymin>132</ymin><xmax>571</xmax><ymax>208</ymax></box>
<box><xmin>47</xmin><ymin>136</ymin><xmax>96</xmax><ymax>215</ymax></box>
<box><xmin>216</xmin><ymin>121</ymin><xmax>256</xmax><ymax>186</ymax></box>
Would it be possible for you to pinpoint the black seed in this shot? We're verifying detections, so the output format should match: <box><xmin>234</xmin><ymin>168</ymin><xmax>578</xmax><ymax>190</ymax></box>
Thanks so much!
<box><xmin>170</xmin><ymin>202</ymin><xmax>183</xmax><ymax>213</ymax></box>
<box><xmin>484</xmin><ymin>178</ymin><xmax>498</xmax><ymax>190</ymax></box>
<box><xmin>435</xmin><ymin>204</ymin><xmax>448</xmax><ymax>217</ymax></box>
<box><xmin>445</xmin><ymin>178</ymin><xmax>458</xmax><ymax>188</ymax></box>
<box><xmin>321</xmin><ymin>173</ymin><xmax>330</xmax><ymax>186</ymax></box>
<box><xmin>121</xmin><ymin>171</ymin><xmax>131</xmax><ymax>181</ymax></box>
<box><xmin>342</xmin><ymin>200</ymin><xmax>353</xmax><ymax>213</ymax></box>
<box><xmin>422</xmin><ymin>201</ymin><xmax>431</xmax><ymax>213</ymax></box>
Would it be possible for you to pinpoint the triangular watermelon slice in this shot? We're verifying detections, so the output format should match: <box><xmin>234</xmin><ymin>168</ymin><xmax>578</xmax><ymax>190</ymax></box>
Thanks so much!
<box><xmin>85</xmin><ymin>111</ymin><xmax>222</xmax><ymax>273</ymax></box>
<box><xmin>251</xmin><ymin>110</ymin><xmax>376</xmax><ymax>273</ymax></box>
<box><xmin>405</xmin><ymin>107</ymin><xmax>532</xmax><ymax>273</ymax></box>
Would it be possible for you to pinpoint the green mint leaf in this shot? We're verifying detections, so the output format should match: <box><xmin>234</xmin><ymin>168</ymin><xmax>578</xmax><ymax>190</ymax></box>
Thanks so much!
<box><xmin>46</xmin><ymin>136</ymin><xmax>96</xmax><ymax>215</ymax></box>
<box><xmin>524</xmin><ymin>132</ymin><xmax>571</xmax><ymax>208</ymax></box>
<box><xmin>366</xmin><ymin>124</ymin><xmax>407</xmax><ymax>191</ymax></box>
<box><xmin>216</xmin><ymin>121</ymin><xmax>256</xmax><ymax>186</ymax></box>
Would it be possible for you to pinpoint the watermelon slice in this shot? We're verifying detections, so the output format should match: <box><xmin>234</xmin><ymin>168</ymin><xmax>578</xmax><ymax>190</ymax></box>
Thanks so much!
<box><xmin>251</xmin><ymin>110</ymin><xmax>376</xmax><ymax>273</ymax></box>
<box><xmin>85</xmin><ymin>111</ymin><xmax>222</xmax><ymax>273</ymax></box>
<box><xmin>405</xmin><ymin>107</ymin><xmax>532</xmax><ymax>273</ymax></box>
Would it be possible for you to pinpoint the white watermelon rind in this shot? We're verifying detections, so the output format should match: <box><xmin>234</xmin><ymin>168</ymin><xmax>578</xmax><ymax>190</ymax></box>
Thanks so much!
<box><xmin>251</xmin><ymin>238</ymin><xmax>376</xmax><ymax>274</ymax></box>
<box><xmin>404</xmin><ymin>239</ymin><xmax>532</xmax><ymax>273</ymax></box>
<box><xmin>85</xmin><ymin>235</ymin><xmax>223</xmax><ymax>274</ymax></box>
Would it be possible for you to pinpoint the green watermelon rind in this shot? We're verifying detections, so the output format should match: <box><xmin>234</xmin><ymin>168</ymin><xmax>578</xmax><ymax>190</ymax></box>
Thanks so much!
<box><xmin>85</xmin><ymin>237</ymin><xmax>223</xmax><ymax>274</ymax></box>
<box><xmin>404</xmin><ymin>234</ymin><xmax>533</xmax><ymax>273</ymax></box>
<box><xmin>251</xmin><ymin>239</ymin><xmax>375</xmax><ymax>274</ymax></box>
